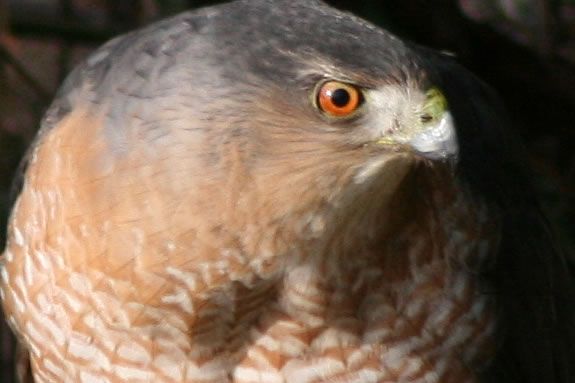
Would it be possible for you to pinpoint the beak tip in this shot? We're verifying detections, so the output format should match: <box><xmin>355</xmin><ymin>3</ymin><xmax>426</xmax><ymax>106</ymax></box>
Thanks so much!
<box><xmin>408</xmin><ymin>112</ymin><xmax>459</xmax><ymax>161</ymax></box>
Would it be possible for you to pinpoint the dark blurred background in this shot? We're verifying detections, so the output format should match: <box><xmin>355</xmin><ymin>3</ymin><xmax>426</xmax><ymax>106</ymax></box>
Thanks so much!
<box><xmin>0</xmin><ymin>0</ymin><xmax>573</xmax><ymax>381</ymax></box>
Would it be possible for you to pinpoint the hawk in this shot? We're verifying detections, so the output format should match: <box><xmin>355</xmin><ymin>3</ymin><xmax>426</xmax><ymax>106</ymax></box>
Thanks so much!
<box><xmin>1</xmin><ymin>0</ymin><xmax>574</xmax><ymax>382</ymax></box>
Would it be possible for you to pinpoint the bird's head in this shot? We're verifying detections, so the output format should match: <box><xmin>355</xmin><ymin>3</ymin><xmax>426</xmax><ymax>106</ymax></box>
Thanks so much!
<box><xmin>164</xmin><ymin>0</ymin><xmax>460</xmax><ymax>256</ymax></box>
<box><xmin>62</xmin><ymin>0</ymin><xmax>464</xmax><ymax>274</ymax></box>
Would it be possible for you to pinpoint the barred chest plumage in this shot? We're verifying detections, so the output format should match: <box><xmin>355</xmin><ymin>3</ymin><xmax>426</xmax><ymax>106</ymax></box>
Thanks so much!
<box><xmin>1</xmin><ymin>112</ymin><xmax>497</xmax><ymax>383</ymax></box>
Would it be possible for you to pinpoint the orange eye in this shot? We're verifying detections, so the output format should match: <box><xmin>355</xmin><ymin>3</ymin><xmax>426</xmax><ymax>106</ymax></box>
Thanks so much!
<box><xmin>317</xmin><ymin>81</ymin><xmax>363</xmax><ymax>117</ymax></box>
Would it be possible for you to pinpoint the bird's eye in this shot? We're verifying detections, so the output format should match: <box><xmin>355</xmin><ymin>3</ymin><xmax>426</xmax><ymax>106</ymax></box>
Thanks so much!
<box><xmin>316</xmin><ymin>81</ymin><xmax>363</xmax><ymax>117</ymax></box>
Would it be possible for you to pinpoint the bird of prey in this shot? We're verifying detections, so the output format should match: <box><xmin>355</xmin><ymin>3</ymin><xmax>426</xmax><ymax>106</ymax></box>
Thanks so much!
<box><xmin>1</xmin><ymin>0</ymin><xmax>574</xmax><ymax>382</ymax></box>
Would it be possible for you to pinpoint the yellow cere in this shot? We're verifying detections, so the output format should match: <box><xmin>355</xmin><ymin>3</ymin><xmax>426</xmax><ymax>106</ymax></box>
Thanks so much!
<box><xmin>421</xmin><ymin>87</ymin><xmax>448</xmax><ymax>125</ymax></box>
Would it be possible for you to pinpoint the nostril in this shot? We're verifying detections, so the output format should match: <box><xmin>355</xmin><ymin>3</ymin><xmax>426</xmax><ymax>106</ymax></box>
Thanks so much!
<box><xmin>420</xmin><ymin>114</ymin><xmax>433</xmax><ymax>123</ymax></box>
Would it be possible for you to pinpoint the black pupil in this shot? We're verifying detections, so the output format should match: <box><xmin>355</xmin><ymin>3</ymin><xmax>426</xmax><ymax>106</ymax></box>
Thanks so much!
<box><xmin>331</xmin><ymin>88</ymin><xmax>351</xmax><ymax>107</ymax></box>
